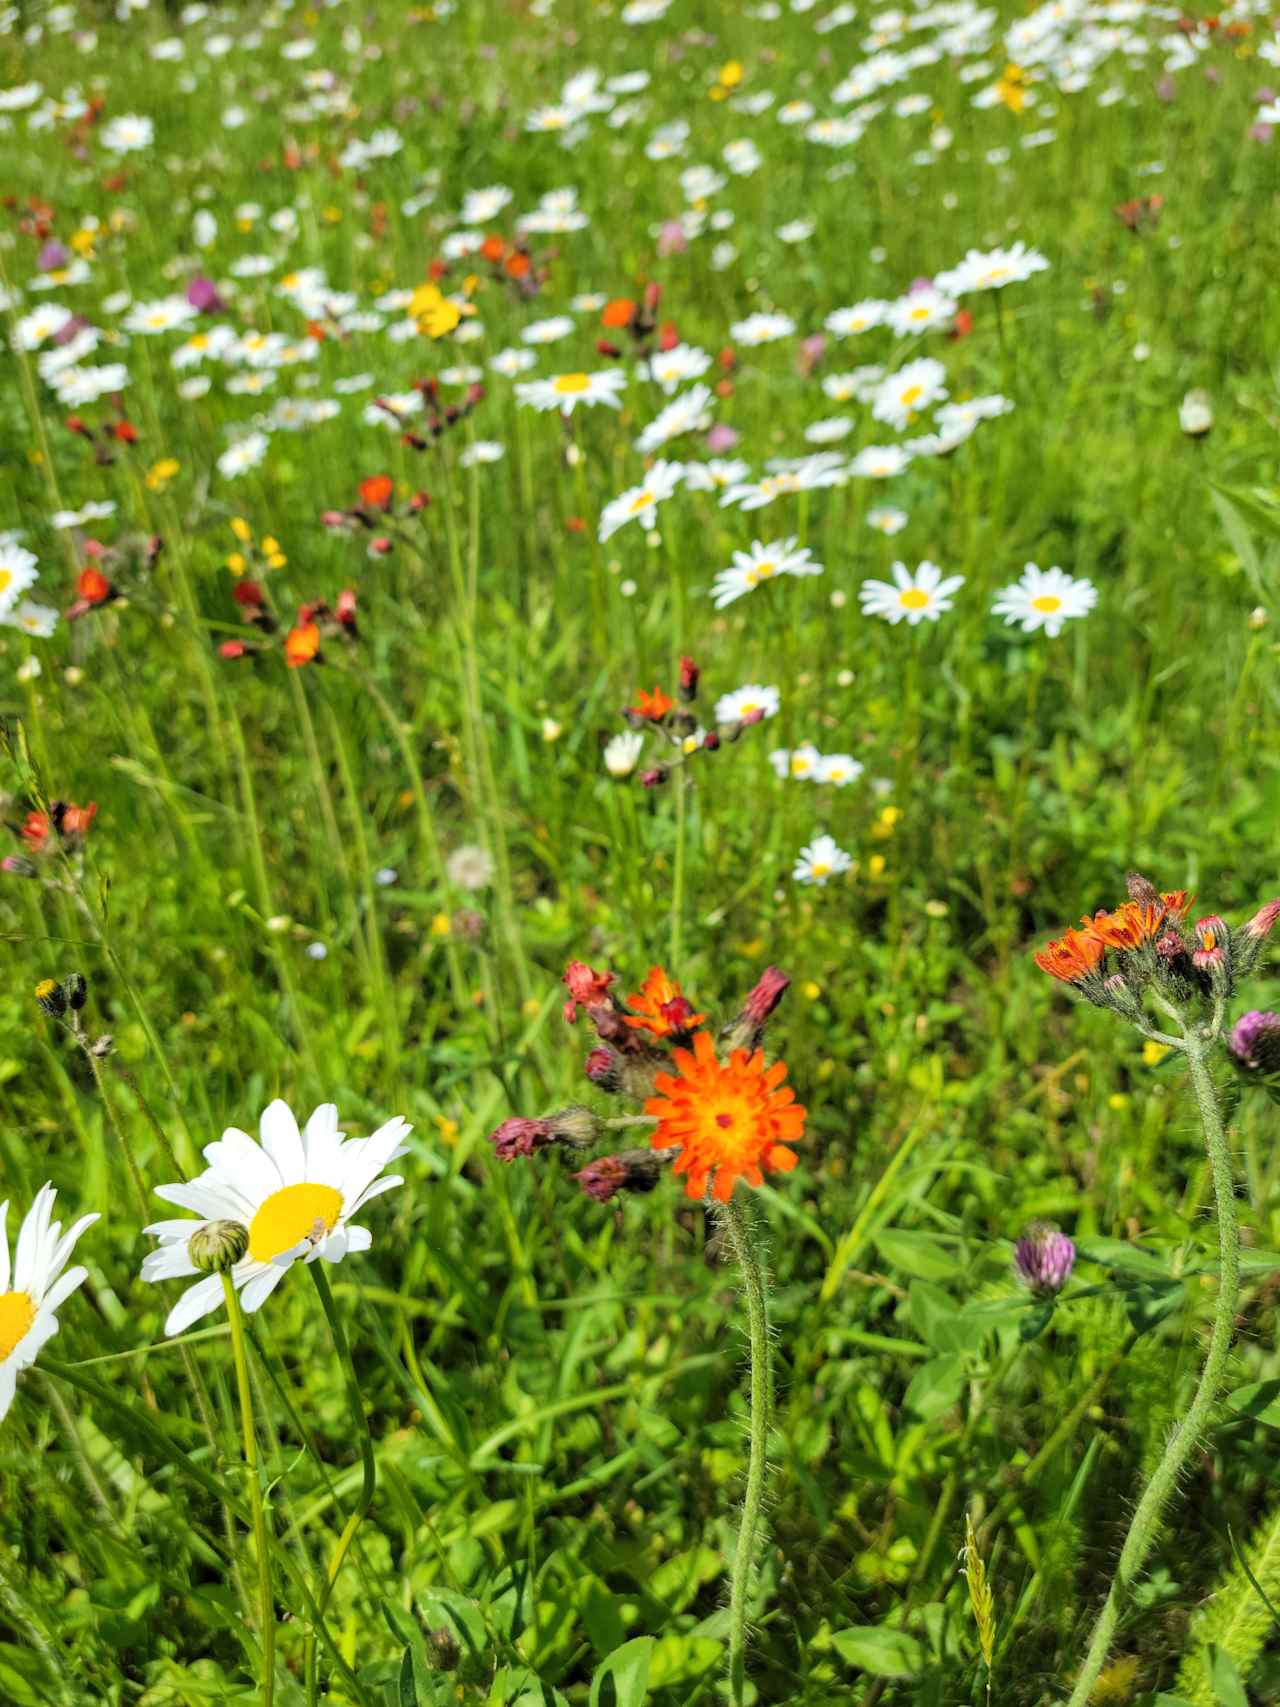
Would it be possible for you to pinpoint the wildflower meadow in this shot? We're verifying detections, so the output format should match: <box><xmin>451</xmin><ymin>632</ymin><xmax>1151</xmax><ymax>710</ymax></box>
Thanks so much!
<box><xmin>3</xmin><ymin>0</ymin><xmax>1280</xmax><ymax>1702</ymax></box>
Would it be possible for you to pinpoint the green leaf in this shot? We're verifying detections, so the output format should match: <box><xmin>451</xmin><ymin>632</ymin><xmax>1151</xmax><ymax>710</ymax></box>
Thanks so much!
<box><xmin>1075</xmin><ymin>1238</ymin><xmax>1171</xmax><ymax>1280</ymax></box>
<box><xmin>589</xmin><ymin>1637</ymin><xmax>654</xmax><ymax>1707</ymax></box>
<box><xmin>830</xmin><ymin>1626</ymin><xmax>927</xmax><ymax>1678</ymax></box>
<box><xmin>902</xmin><ymin>1354</ymin><xmax>966</xmax><ymax>1422</ymax></box>
<box><xmin>1209</xmin><ymin>1644</ymin><xmax>1248</xmax><ymax>1707</ymax></box>
<box><xmin>872</xmin><ymin>1228</ymin><xmax>962</xmax><ymax>1282</ymax></box>
<box><xmin>1226</xmin><ymin>1379</ymin><xmax>1280</xmax><ymax>1428</ymax></box>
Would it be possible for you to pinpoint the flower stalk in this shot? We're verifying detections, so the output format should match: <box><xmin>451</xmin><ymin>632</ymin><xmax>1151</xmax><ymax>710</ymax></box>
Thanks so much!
<box><xmin>1065</xmin><ymin>1024</ymin><xmax>1240</xmax><ymax>1707</ymax></box>
<box><xmin>719</xmin><ymin>1192</ymin><xmax>774</xmax><ymax>1707</ymax></box>
<box><xmin>221</xmin><ymin>1272</ymin><xmax>276</xmax><ymax>1707</ymax></box>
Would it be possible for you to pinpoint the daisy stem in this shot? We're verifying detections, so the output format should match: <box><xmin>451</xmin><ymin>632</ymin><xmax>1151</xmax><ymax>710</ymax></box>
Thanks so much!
<box><xmin>306</xmin><ymin>1262</ymin><xmax>377</xmax><ymax>1707</ymax></box>
<box><xmin>220</xmin><ymin>1272</ymin><xmax>277</xmax><ymax>1707</ymax></box>
<box><xmin>671</xmin><ymin>761</ymin><xmax>688</xmax><ymax>965</ymax></box>
<box><xmin>1065</xmin><ymin>1025</ymin><xmax>1240</xmax><ymax>1707</ymax></box>
<box><xmin>719</xmin><ymin>1192</ymin><xmax>773</xmax><ymax>1707</ymax></box>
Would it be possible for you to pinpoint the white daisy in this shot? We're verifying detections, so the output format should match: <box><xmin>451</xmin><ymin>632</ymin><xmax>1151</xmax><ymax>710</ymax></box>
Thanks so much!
<box><xmin>934</xmin><ymin>243</ymin><xmax>1049</xmax><ymax>296</ymax></box>
<box><xmin>682</xmin><ymin>458</ymin><xmax>750</xmax><ymax>493</ymax></box>
<box><xmin>815</xmin><ymin>752</ymin><xmax>864</xmax><ymax>786</ymax></box>
<box><xmin>100</xmin><ymin>113</ymin><xmax>153</xmax><ymax>151</ymax></box>
<box><xmin>991</xmin><ymin>563</ymin><xmax>1096</xmax><ymax>637</ymax></box>
<box><xmin>714</xmin><ymin>683</ymin><xmax>780</xmax><ymax>724</ymax></box>
<box><xmin>0</xmin><ymin>1183</ymin><xmax>98</xmax><ymax>1422</ymax></box>
<box><xmin>603</xmin><ymin>730</ymin><xmax>645</xmax><ymax>776</ymax></box>
<box><xmin>860</xmin><ymin>559</ymin><xmax>964</xmax><ymax>625</ymax></box>
<box><xmin>872</xmin><ymin>357</ymin><xmax>949</xmax><ymax>430</ymax></box>
<box><xmin>710</xmin><ymin>537</ymin><xmax>823</xmax><ymax>608</ymax></box>
<box><xmin>730</xmin><ymin>311</ymin><xmax>796</xmax><ymax>346</ymax></box>
<box><xmin>0</xmin><ymin>543</ymin><xmax>39</xmax><ymax>616</ymax></box>
<box><xmin>885</xmin><ymin>286</ymin><xmax>959</xmax><ymax>336</ymax></box>
<box><xmin>598</xmin><ymin>459</ymin><xmax>684</xmax><ymax>542</ymax></box>
<box><xmin>824</xmin><ymin>300</ymin><xmax>889</xmax><ymax>338</ymax></box>
<box><xmin>647</xmin><ymin>342</ymin><xmax>713</xmax><ymax>396</ymax></box>
<box><xmin>867</xmin><ymin>505</ymin><xmax>908</xmax><ymax>534</ymax></box>
<box><xmin>142</xmin><ymin>1100</ymin><xmax>411</xmax><ymax>1337</ymax></box>
<box><xmin>635</xmin><ymin>384</ymin><xmax>713</xmax><ymax>453</ymax></box>
<box><xmin>520</xmin><ymin>315</ymin><xmax>576</xmax><ymax>345</ymax></box>
<box><xmin>849</xmin><ymin>444</ymin><xmax>913</xmax><ymax>479</ymax></box>
<box><xmin>769</xmin><ymin>744</ymin><xmax>822</xmax><ymax>780</ymax></box>
<box><xmin>216</xmin><ymin>432</ymin><xmax>269</xmax><ymax>480</ymax></box>
<box><xmin>793</xmin><ymin>834</ymin><xmax>853</xmax><ymax>885</ymax></box>
<box><xmin>515</xmin><ymin>369</ymin><xmax>626</xmax><ymax>414</ymax></box>
<box><xmin>4</xmin><ymin>600</ymin><xmax>59</xmax><ymax>638</ymax></box>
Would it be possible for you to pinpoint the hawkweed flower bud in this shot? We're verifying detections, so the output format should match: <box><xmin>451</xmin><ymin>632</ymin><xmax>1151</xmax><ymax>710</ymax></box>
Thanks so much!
<box><xmin>1013</xmin><ymin>1222</ymin><xmax>1076</xmax><ymax>1296</ymax></box>
<box><xmin>618</xmin><ymin>1050</ymin><xmax>666</xmax><ymax>1101</ymax></box>
<box><xmin>639</xmin><ymin>766</ymin><xmax>669</xmax><ymax>789</ymax></box>
<box><xmin>679</xmin><ymin>655</ymin><xmax>700</xmax><ymax>703</ymax></box>
<box><xmin>35</xmin><ymin>978</ymin><xmax>67</xmax><ymax>1017</ymax></box>
<box><xmin>1192</xmin><ymin>915</ymin><xmax>1232</xmax><ymax>989</ymax></box>
<box><xmin>1</xmin><ymin>855</ymin><xmax>37</xmax><ymax>878</ymax></box>
<box><xmin>188</xmin><ymin>1219</ymin><xmax>249</xmax><ymax>1273</ymax></box>
<box><xmin>721</xmin><ymin>966</ymin><xmax>790</xmax><ymax>1053</ymax></box>
<box><xmin>575</xmin><ymin>1148</ymin><xmax>664</xmax><ymax>1202</ymax></box>
<box><xmin>63</xmin><ymin>971</ymin><xmax>88</xmax><ymax>1011</ymax></box>
<box><xmin>544</xmin><ymin>1105</ymin><xmax>602</xmax><ymax>1147</ymax></box>
<box><xmin>1236</xmin><ymin>897</ymin><xmax>1280</xmax><ymax>977</ymax></box>
<box><xmin>585</xmin><ymin>1046</ymin><xmax>622</xmax><ymax>1091</ymax></box>
<box><xmin>1228</xmin><ymin>1011</ymin><xmax>1280</xmax><ymax>1076</ymax></box>
<box><xmin>1101</xmin><ymin>972</ymin><xmax>1141</xmax><ymax>1019</ymax></box>
<box><xmin>489</xmin><ymin>1116</ymin><xmax>553</xmax><ymax>1161</ymax></box>
<box><xmin>89</xmin><ymin>1034</ymin><xmax>114</xmax><ymax>1058</ymax></box>
<box><xmin>1126</xmin><ymin>870</ymin><xmax>1161</xmax><ymax>909</ymax></box>
<box><xmin>702</xmin><ymin>730</ymin><xmax>721</xmax><ymax>753</ymax></box>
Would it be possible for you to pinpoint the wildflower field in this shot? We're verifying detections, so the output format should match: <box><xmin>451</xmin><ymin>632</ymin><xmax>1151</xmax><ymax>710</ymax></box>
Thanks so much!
<box><xmin>4</xmin><ymin>0</ymin><xmax>1280</xmax><ymax>1702</ymax></box>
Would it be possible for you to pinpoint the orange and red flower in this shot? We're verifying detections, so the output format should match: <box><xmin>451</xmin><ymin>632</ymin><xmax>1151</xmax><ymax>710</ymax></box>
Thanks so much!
<box><xmin>631</xmin><ymin>686</ymin><xmax>674</xmax><ymax>721</ymax></box>
<box><xmin>623</xmin><ymin>967</ymin><xmax>706</xmax><ymax>1039</ymax></box>
<box><xmin>1033</xmin><ymin>926</ymin><xmax>1105</xmax><ymax>985</ymax></box>
<box><xmin>1083</xmin><ymin>891</ymin><xmax>1192</xmax><ymax>952</ymax></box>
<box><xmin>644</xmin><ymin>1028</ymin><xmax>805</xmax><ymax>1203</ymax></box>
<box><xmin>285</xmin><ymin>622</ymin><xmax>320</xmax><ymax>668</ymax></box>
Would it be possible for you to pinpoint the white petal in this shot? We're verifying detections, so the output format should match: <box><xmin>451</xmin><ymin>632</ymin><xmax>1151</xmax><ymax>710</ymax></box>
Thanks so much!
<box><xmin>0</xmin><ymin>1363</ymin><xmax>15</xmax><ymax>1421</ymax></box>
<box><xmin>154</xmin><ymin>1179</ymin><xmax>252</xmax><ymax>1220</ymax></box>
<box><xmin>347</xmin><ymin>1174</ymin><xmax>402</xmax><ymax>1215</ymax></box>
<box><xmin>143</xmin><ymin>1217</ymin><xmax>207</xmax><ymax>1239</ymax></box>
<box><xmin>142</xmin><ymin>1244</ymin><xmax>199</xmax><ymax>1282</ymax></box>
<box><xmin>344</xmin><ymin>1224</ymin><xmax>373</xmax><ymax>1255</ymax></box>
<box><xmin>40</xmin><ymin>1265</ymin><xmax>89</xmax><ymax>1318</ymax></box>
<box><xmin>164</xmin><ymin>1274</ymin><xmax>226</xmax><ymax>1337</ymax></box>
<box><xmin>259</xmin><ymin>1100</ymin><xmax>306</xmax><ymax>1183</ymax></box>
<box><xmin>202</xmin><ymin>1128</ymin><xmax>285</xmax><ymax>1202</ymax></box>
<box><xmin>239</xmin><ymin>1262</ymin><xmax>289</xmax><ymax>1313</ymax></box>
<box><xmin>45</xmin><ymin>1213</ymin><xmax>98</xmax><ymax>1288</ymax></box>
<box><xmin>13</xmin><ymin>1183</ymin><xmax>54</xmax><ymax>1294</ymax></box>
<box><xmin>302</xmin><ymin>1103</ymin><xmax>343</xmax><ymax>1181</ymax></box>
<box><xmin>319</xmin><ymin>1227</ymin><xmax>348</xmax><ymax>1263</ymax></box>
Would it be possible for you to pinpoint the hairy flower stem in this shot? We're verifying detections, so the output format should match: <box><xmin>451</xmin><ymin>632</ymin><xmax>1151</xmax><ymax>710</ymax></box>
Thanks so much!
<box><xmin>720</xmin><ymin>1193</ymin><xmax>774</xmax><ymax>1707</ymax></box>
<box><xmin>221</xmin><ymin>1274</ymin><xmax>276</xmax><ymax>1707</ymax></box>
<box><xmin>1066</xmin><ymin>1030</ymin><xmax>1240</xmax><ymax>1707</ymax></box>
<box><xmin>305</xmin><ymin>1263</ymin><xmax>378</xmax><ymax>1707</ymax></box>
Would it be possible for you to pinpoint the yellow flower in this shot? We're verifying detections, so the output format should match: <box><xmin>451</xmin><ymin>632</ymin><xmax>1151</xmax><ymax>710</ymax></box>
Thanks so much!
<box><xmin>145</xmin><ymin>457</ymin><xmax>180</xmax><ymax>492</ymax></box>
<box><xmin>266</xmin><ymin>552</ymin><xmax>287</xmax><ymax>570</ymax></box>
<box><xmin>867</xmin><ymin>854</ymin><xmax>887</xmax><ymax>880</ymax></box>
<box><xmin>430</xmin><ymin>912</ymin><xmax>452</xmax><ymax>937</ymax></box>
<box><xmin>70</xmin><ymin>227</ymin><xmax>97</xmax><ymax>258</ymax></box>
<box><xmin>434</xmin><ymin>1115</ymin><xmax>459</xmax><ymax>1146</ymax></box>
<box><xmin>322</xmin><ymin>206</ymin><xmax>343</xmax><ymax>224</ymax></box>
<box><xmin>409</xmin><ymin>281</ymin><xmax>462</xmax><ymax>338</ymax></box>
<box><xmin>872</xmin><ymin>806</ymin><xmax>901</xmax><ymax>840</ymax></box>
<box><xmin>801</xmin><ymin>981</ymin><xmax>821</xmax><ymax>1001</ymax></box>
<box><xmin>261</xmin><ymin>535</ymin><xmax>281</xmax><ymax>555</ymax></box>
<box><xmin>230</xmin><ymin>517</ymin><xmax>253</xmax><ymax>543</ymax></box>
<box><xmin>226</xmin><ymin>552</ymin><xmax>247</xmax><ymax>576</ymax></box>
<box><xmin>1142</xmin><ymin>1041</ymin><xmax>1170</xmax><ymax>1067</ymax></box>
<box><xmin>719</xmin><ymin>60</ymin><xmax>743</xmax><ymax>87</ymax></box>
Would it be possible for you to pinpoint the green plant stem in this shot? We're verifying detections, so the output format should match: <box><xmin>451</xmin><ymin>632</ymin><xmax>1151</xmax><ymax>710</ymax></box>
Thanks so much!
<box><xmin>671</xmin><ymin>761</ymin><xmax>688</xmax><ymax>965</ymax></box>
<box><xmin>719</xmin><ymin>1193</ymin><xmax>773</xmax><ymax>1707</ymax></box>
<box><xmin>1066</xmin><ymin>1030</ymin><xmax>1240</xmax><ymax>1707</ymax></box>
<box><xmin>305</xmin><ymin>1262</ymin><xmax>378</xmax><ymax>1707</ymax></box>
<box><xmin>221</xmin><ymin>1273</ymin><xmax>276</xmax><ymax>1707</ymax></box>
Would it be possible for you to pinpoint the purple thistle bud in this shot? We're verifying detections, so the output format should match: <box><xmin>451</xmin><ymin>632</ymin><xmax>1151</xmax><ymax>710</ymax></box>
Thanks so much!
<box><xmin>1013</xmin><ymin>1222</ymin><xmax>1076</xmax><ymax>1296</ymax></box>
<box><xmin>186</xmin><ymin>275</ymin><xmax>229</xmax><ymax>314</ymax></box>
<box><xmin>489</xmin><ymin>1116</ymin><xmax>553</xmax><ymax>1161</ymax></box>
<box><xmin>1229</xmin><ymin>1011</ymin><xmax>1280</xmax><ymax>1075</ymax></box>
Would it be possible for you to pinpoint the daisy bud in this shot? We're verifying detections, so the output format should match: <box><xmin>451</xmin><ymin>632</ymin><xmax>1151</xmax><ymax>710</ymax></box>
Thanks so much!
<box><xmin>489</xmin><ymin>1116</ymin><xmax>553</xmax><ymax>1161</ymax></box>
<box><xmin>35</xmin><ymin>978</ymin><xmax>67</xmax><ymax>1018</ymax></box>
<box><xmin>188</xmin><ymin>1219</ymin><xmax>250</xmax><ymax>1274</ymax></box>
<box><xmin>1228</xmin><ymin>1010</ymin><xmax>1280</xmax><ymax>1076</ymax></box>
<box><xmin>545</xmin><ymin>1105</ymin><xmax>602</xmax><ymax>1147</ymax></box>
<box><xmin>1013</xmin><ymin>1222</ymin><xmax>1076</xmax><ymax>1297</ymax></box>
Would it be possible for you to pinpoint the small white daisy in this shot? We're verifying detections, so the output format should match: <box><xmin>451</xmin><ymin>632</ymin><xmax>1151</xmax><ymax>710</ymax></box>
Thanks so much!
<box><xmin>867</xmin><ymin>505</ymin><xmax>908</xmax><ymax>535</ymax></box>
<box><xmin>0</xmin><ymin>1183</ymin><xmax>98</xmax><ymax>1422</ymax></box>
<box><xmin>515</xmin><ymin>369</ymin><xmax>626</xmax><ymax>414</ymax></box>
<box><xmin>769</xmin><ymin>744</ymin><xmax>822</xmax><ymax>780</ymax></box>
<box><xmin>597</xmin><ymin>459</ymin><xmax>684</xmax><ymax>542</ymax></box>
<box><xmin>0</xmin><ymin>543</ymin><xmax>39</xmax><ymax>617</ymax></box>
<box><xmin>793</xmin><ymin>834</ymin><xmax>853</xmax><ymax>885</ymax></box>
<box><xmin>860</xmin><ymin>559</ymin><xmax>964</xmax><ymax>625</ymax></box>
<box><xmin>714</xmin><ymin>683</ymin><xmax>780</xmax><ymax>724</ymax></box>
<box><xmin>729</xmin><ymin>311</ymin><xmax>796</xmax><ymax>346</ymax></box>
<box><xmin>991</xmin><ymin>563</ymin><xmax>1097</xmax><ymax>637</ymax></box>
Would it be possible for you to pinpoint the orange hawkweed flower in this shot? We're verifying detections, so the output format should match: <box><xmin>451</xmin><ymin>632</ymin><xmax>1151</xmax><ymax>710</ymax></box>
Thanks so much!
<box><xmin>480</xmin><ymin>234</ymin><xmax>506</xmax><ymax>264</ymax></box>
<box><xmin>1084</xmin><ymin>892</ymin><xmax>1191</xmax><ymax>952</ymax></box>
<box><xmin>623</xmin><ymin>967</ymin><xmax>706</xmax><ymax>1039</ymax></box>
<box><xmin>358</xmin><ymin>473</ymin><xmax>394</xmax><ymax>509</ymax></box>
<box><xmin>631</xmin><ymin>686</ymin><xmax>674</xmax><ymax>721</ymax></box>
<box><xmin>77</xmin><ymin>566</ymin><xmax>112</xmax><ymax>606</ymax></box>
<box><xmin>644</xmin><ymin>1028</ymin><xmax>805</xmax><ymax>1203</ymax></box>
<box><xmin>285</xmin><ymin>622</ymin><xmax>320</xmax><ymax>667</ymax></box>
<box><xmin>602</xmin><ymin>297</ymin><xmax>637</xmax><ymax>330</ymax></box>
<box><xmin>1033</xmin><ymin>926</ymin><xmax>1105</xmax><ymax>984</ymax></box>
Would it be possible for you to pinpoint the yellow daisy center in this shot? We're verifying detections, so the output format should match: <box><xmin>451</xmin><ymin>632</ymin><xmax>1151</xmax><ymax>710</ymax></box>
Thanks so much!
<box><xmin>553</xmin><ymin>372</ymin><xmax>590</xmax><ymax>394</ymax></box>
<box><xmin>899</xmin><ymin>384</ymin><xmax>923</xmax><ymax>406</ymax></box>
<box><xmin>0</xmin><ymin>570</ymin><xmax>12</xmax><ymax>594</ymax></box>
<box><xmin>248</xmin><ymin>1182</ymin><xmax>343</xmax><ymax>1264</ymax></box>
<box><xmin>1032</xmin><ymin>594</ymin><xmax>1062</xmax><ymax>613</ymax></box>
<box><xmin>739</xmin><ymin>701</ymin><xmax>760</xmax><ymax>716</ymax></box>
<box><xmin>791</xmin><ymin>757</ymin><xmax>812</xmax><ymax>774</ymax></box>
<box><xmin>627</xmin><ymin>490</ymin><xmax>655</xmax><ymax>514</ymax></box>
<box><xmin>909</xmin><ymin>305</ymin><xmax>931</xmax><ymax>321</ymax></box>
<box><xmin>752</xmin><ymin>560</ymin><xmax>776</xmax><ymax>581</ymax></box>
<box><xmin>899</xmin><ymin>587</ymin><xmax>930</xmax><ymax>610</ymax></box>
<box><xmin>811</xmin><ymin>862</ymin><xmax>831</xmax><ymax>878</ymax></box>
<box><xmin>0</xmin><ymin>1291</ymin><xmax>35</xmax><ymax>1362</ymax></box>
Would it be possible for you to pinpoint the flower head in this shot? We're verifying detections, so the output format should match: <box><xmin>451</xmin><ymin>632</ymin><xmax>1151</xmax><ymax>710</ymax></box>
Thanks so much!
<box><xmin>644</xmin><ymin>1029</ymin><xmax>805</xmax><ymax>1202</ymax></box>
<box><xmin>623</xmin><ymin>967</ymin><xmax>706</xmax><ymax>1039</ymax></box>
<box><xmin>562</xmin><ymin>960</ymin><xmax>616</xmax><ymax>1022</ymax></box>
<box><xmin>1033</xmin><ymin>926</ymin><xmax>1105</xmax><ymax>985</ymax></box>
<box><xmin>142</xmin><ymin>1100</ymin><xmax>409</xmax><ymax>1336</ymax></box>
<box><xmin>1013</xmin><ymin>1222</ymin><xmax>1076</xmax><ymax>1296</ymax></box>
<box><xmin>0</xmin><ymin>1183</ymin><xmax>98</xmax><ymax>1422</ymax></box>
<box><xmin>1229</xmin><ymin>1010</ymin><xmax>1280</xmax><ymax>1075</ymax></box>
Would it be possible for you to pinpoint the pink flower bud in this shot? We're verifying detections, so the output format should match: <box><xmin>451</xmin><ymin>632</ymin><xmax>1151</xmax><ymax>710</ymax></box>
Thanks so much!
<box><xmin>489</xmin><ymin>1117</ymin><xmax>553</xmax><ymax>1161</ymax></box>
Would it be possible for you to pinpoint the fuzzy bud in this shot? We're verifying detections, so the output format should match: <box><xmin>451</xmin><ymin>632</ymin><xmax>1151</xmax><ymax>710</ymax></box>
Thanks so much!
<box><xmin>188</xmin><ymin>1219</ymin><xmax>249</xmax><ymax>1273</ymax></box>
<box><xmin>584</xmin><ymin>1046</ymin><xmax>622</xmax><ymax>1092</ymax></box>
<box><xmin>544</xmin><ymin>1105</ymin><xmax>602</xmax><ymax>1147</ymax></box>
<box><xmin>1229</xmin><ymin>1010</ymin><xmax>1280</xmax><ymax>1077</ymax></box>
<box><xmin>562</xmin><ymin>960</ymin><xmax>616</xmax><ymax>1024</ymax></box>
<box><xmin>1125</xmin><ymin>870</ymin><xmax>1161</xmax><ymax>909</ymax></box>
<box><xmin>35</xmin><ymin>978</ymin><xmax>66</xmax><ymax>1018</ymax></box>
<box><xmin>1013</xmin><ymin>1222</ymin><xmax>1076</xmax><ymax>1296</ymax></box>
<box><xmin>678</xmin><ymin>655</ymin><xmax>700</xmax><ymax>703</ymax></box>
<box><xmin>575</xmin><ymin>1148</ymin><xmax>664</xmax><ymax>1203</ymax></box>
<box><xmin>639</xmin><ymin>766</ymin><xmax>669</xmax><ymax>789</ymax></box>
<box><xmin>1237</xmin><ymin>897</ymin><xmax>1280</xmax><ymax>977</ymax></box>
<box><xmin>1192</xmin><ymin>915</ymin><xmax>1232</xmax><ymax>990</ymax></box>
<box><xmin>64</xmin><ymin>971</ymin><xmax>88</xmax><ymax>1011</ymax></box>
<box><xmin>489</xmin><ymin>1116</ymin><xmax>553</xmax><ymax>1161</ymax></box>
<box><xmin>721</xmin><ymin>966</ymin><xmax>790</xmax><ymax>1054</ymax></box>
